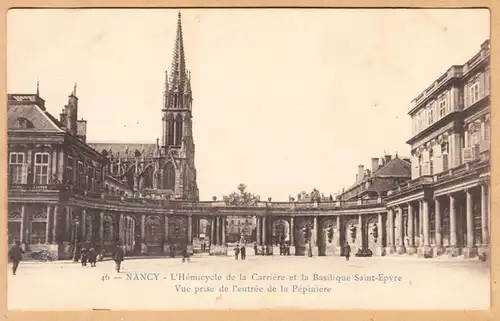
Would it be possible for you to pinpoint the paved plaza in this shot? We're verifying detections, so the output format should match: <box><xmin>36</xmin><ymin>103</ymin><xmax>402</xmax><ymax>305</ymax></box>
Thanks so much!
<box><xmin>8</xmin><ymin>255</ymin><xmax>489</xmax><ymax>310</ymax></box>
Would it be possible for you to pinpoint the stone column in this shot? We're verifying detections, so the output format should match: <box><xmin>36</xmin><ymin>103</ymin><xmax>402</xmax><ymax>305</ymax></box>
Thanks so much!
<box><xmin>256</xmin><ymin>217</ymin><xmax>261</xmax><ymax>245</ymax></box>
<box><xmin>376</xmin><ymin>213</ymin><xmax>384</xmax><ymax>256</ymax></box>
<box><xmin>119</xmin><ymin>213</ymin><xmax>124</xmax><ymax>243</ymax></box>
<box><xmin>421</xmin><ymin>199</ymin><xmax>431</xmax><ymax>257</ymax></box>
<box><xmin>141</xmin><ymin>214</ymin><xmax>146</xmax><ymax>242</ymax></box>
<box><xmin>313</xmin><ymin>216</ymin><xmax>318</xmax><ymax>246</ymax></box>
<box><xmin>481</xmin><ymin>184</ymin><xmax>489</xmax><ymax>245</ymax></box>
<box><xmin>290</xmin><ymin>217</ymin><xmax>295</xmax><ymax>246</ymax></box>
<box><xmin>479</xmin><ymin>184</ymin><xmax>489</xmax><ymax>259</ymax></box>
<box><xmin>164</xmin><ymin>216</ymin><xmax>169</xmax><ymax>246</ymax></box>
<box><xmin>19</xmin><ymin>204</ymin><xmax>25</xmax><ymax>244</ymax></box>
<box><xmin>211</xmin><ymin>217</ymin><xmax>216</xmax><ymax>245</ymax></box>
<box><xmin>46</xmin><ymin>205</ymin><xmax>52</xmax><ymax>244</ymax></box>
<box><xmin>385</xmin><ymin>208</ymin><xmax>395</xmax><ymax>254</ymax></box>
<box><xmin>65</xmin><ymin>206</ymin><xmax>71</xmax><ymax>242</ymax></box>
<box><xmin>187</xmin><ymin>215</ymin><xmax>193</xmax><ymax>254</ymax></box>
<box><xmin>419</xmin><ymin>201</ymin><xmax>424</xmax><ymax>246</ymax></box>
<box><xmin>216</xmin><ymin>216</ymin><xmax>221</xmax><ymax>245</ymax></box>
<box><xmin>357</xmin><ymin>215</ymin><xmax>363</xmax><ymax>249</ymax></box>
<box><xmin>396</xmin><ymin>207</ymin><xmax>405</xmax><ymax>254</ymax></box>
<box><xmin>464</xmin><ymin>189</ymin><xmax>477</xmax><ymax>258</ymax></box>
<box><xmin>434</xmin><ymin>197</ymin><xmax>444</xmax><ymax>256</ymax></box>
<box><xmin>407</xmin><ymin>203</ymin><xmax>415</xmax><ymax>254</ymax></box>
<box><xmin>262</xmin><ymin>216</ymin><xmax>267</xmax><ymax>245</ymax></box>
<box><xmin>221</xmin><ymin>216</ymin><xmax>226</xmax><ymax>245</ymax></box>
<box><xmin>99</xmin><ymin>211</ymin><xmax>104</xmax><ymax>242</ymax></box>
<box><xmin>448</xmin><ymin>194</ymin><xmax>458</xmax><ymax>255</ymax></box>
<box><xmin>52</xmin><ymin>206</ymin><xmax>59</xmax><ymax>243</ymax></box>
<box><xmin>81</xmin><ymin>208</ymin><xmax>87</xmax><ymax>242</ymax></box>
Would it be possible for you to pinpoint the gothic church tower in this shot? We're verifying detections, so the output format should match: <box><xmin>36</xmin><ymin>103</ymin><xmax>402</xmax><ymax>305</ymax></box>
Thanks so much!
<box><xmin>160</xmin><ymin>12</ymin><xmax>198</xmax><ymax>200</ymax></box>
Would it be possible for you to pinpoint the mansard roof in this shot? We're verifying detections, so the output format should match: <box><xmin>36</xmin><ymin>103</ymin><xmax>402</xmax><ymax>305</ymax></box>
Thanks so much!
<box><xmin>372</xmin><ymin>157</ymin><xmax>411</xmax><ymax>178</ymax></box>
<box><xmin>7</xmin><ymin>103</ymin><xmax>65</xmax><ymax>133</ymax></box>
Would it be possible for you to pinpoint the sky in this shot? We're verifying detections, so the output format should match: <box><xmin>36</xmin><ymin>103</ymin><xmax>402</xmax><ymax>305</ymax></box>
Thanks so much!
<box><xmin>7</xmin><ymin>9</ymin><xmax>490</xmax><ymax>201</ymax></box>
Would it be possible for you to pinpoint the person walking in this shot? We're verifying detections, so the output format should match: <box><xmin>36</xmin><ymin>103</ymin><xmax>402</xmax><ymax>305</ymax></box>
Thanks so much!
<box><xmin>240</xmin><ymin>244</ymin><xmax>246</xmax><ymax>260</ymax></box>
<box><xmin>112</xmin><ymin>243</ymin><xmax>125</xmax><ymax>272</ymax></box>
<box><xmin>88</xmin><ymin>246</ymin><xmax>98</xmax><ymax>267</ymax></box>
<box><xmin>344</xmin><ymin>242</ymin><xmax>351</xmax><ymax>261</ymax></box>
<box><xmin>253</xmin><ymin>242</ymin><xmax>258</xmax><ymax>256</ymax></box>
<box><xmin>80</xmin><ymin>244</ymin><xmax>89</xmax><ymax>267</ymax></box>
<box><xmin>234</xmin><ymin>244</ymin><xmax>240</xmax><ymax>260</ymax></box>
<box><xmin>181</xmin><ymin>247</ymin><xmax>190</xmax><ymax>263</ymax></box>
<box><xmin>8</xmin><ymin>240</ymin><xmax>24</xmax><ymax>276</ymax></box>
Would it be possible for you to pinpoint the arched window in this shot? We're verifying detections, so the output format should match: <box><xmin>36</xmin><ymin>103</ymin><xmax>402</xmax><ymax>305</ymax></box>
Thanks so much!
<box><xmin>175</xmin><ymin>115</ymin><xmax>183</xmax><ymax>146</ymax></box>
<box><xmin>167</xmin><ymin>118</ymin><xmax>175</xmax><ymax>146</ymax></box>
<box><xmin>163</xmin><ymin>162</ymin><xmax>176</xmax><ymax>190</ymax></box>
<box><xmin>145</xmin><ymin>216</ymin><xmax>163</xmax><ymax>244</ymax></box>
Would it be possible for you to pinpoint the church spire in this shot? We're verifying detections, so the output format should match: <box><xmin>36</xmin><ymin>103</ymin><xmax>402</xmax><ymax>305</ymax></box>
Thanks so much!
<box><xmin>163</xmin><ymin>69</ymin><xmax>169</xmax><ymax>109</ymax></box>
<box><xmin>169</xmin><ymin>11</ymin><xmax>186</xmax><ymax>93</ymax></box>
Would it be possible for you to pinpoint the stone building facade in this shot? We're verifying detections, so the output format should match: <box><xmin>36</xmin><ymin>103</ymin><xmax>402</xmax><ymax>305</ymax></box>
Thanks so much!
<box><xmin>7</xmin><ymin>12</ymin><xmax>489</xmax><ymax>261</ymax></box>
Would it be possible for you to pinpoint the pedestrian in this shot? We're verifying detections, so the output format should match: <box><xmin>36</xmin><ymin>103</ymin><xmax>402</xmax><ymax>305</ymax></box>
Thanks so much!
<box><xmin>261</xmin><ymin>245</ymin><xmax>265</xmax><ymax>256</ymax></box>
<box><xmin>240</xmin><ymin>244</ymin><xmax>246</xmax><ymax>260</ymax></box>
<box><xmin>234</xmin><ymin>244</ymin><xmax>240</xmax><ymax>260</ymax></box>
<box><xmin>112</xmin><ymin>243</ymin><xmax>125</xmax><ymax>272</ymax></box>
<box><xmin>344</xmin><ymin>242</ymin><xmax>351</xmax><ymax>261</ymax></box>
<box><xmin>80</xmin><ymin>244</ymin><xmax>89</xmax><ymax>267</ymax></box>
<box><xmin>8</xmin><ymin>240</ymin><xmax>24</xmax><ymax>276</ymax></box>
<box><xmin>279</xmin><ymin>243</ymin><xmax>284</xmax><ymax>255</ymax></box>
<box><xmin>88</xmin><ymin>246</ymin><xmax>98</xmax><ymax>267</ymax></box>
<box><xmin>181</xmin><ymin>248</ymin><xmax>190</xmax><ymax>263</ymax></box>
<box><xmin>98</xmin><ymin>249</ymin><xmax>105</xmax><ymax>262</ymax></box>
<box><xmin>253</xmin><ymin>242</ymin><xmax>258</xmax><ymax>256</ymax></box>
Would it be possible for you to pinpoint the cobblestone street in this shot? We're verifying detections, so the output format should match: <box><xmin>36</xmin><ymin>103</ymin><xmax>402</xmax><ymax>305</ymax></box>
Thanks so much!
<box><xmin>8</xmin><ymin>255</ymin><xmax>489</xmax><ymax>310</ymax></box>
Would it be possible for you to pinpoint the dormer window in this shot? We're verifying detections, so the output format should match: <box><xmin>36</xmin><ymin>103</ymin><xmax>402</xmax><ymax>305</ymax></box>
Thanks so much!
<box><xmin>16</xmin><ymin>117</ymin><xmax>33</xmax><ymax>129</ymax></box>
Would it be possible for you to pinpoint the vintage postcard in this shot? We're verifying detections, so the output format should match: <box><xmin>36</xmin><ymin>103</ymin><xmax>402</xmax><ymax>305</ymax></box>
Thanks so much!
<box><xmin>6</xmin><ymin>8</ymin><xmax>491</xmax><ymax>311</ymax></box>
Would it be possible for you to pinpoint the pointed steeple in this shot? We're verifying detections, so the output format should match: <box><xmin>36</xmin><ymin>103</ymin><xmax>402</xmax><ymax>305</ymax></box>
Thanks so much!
<box><xmin>169</xmin><ymin>11</ymin><xmax>186</xmax><ymax>93</ymax></box>
<box><xmin>163</xmin><ymin>70</ymin><xmax>169</xmax><ymax>109</ymax></box>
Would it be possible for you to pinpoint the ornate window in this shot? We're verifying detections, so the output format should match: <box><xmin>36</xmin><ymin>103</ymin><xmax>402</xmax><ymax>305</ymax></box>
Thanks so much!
<box><xmin>66</xmin><ymin>155</ymin><xmax>73</xmax><ymax>184</ymax></box>
<box><xmin>77</xmin><ymin>161</ymin><xmax>84</xmax><ymax>188</ymax></box>
<box><xmin>34</xmin><ymin>152</ymin><xmax>50</xmax><ymax>185</ymax></box>
<box><xmin>31</xmin><ymin>211</ymin><xmax>47</xmax><ymax>244</ymax></box>
<box><xmin>16</xmin><ymin>117</ymin><xmax>33</xmax><ymax>129</ymax></box>
<box><xmin>469</xmin><ymin>77</ymin><xmax>480</xmax><ymax>105</ymax></box>
<box><xmin>9</xmin><ymin>152</ymin><xmax>27</xmax><ymax>185</ymax></box>
<box><xmin>439</xmin><ymin>98</ymin><xmax>447</xmax><ymax>118</ymax></box>
<box><xmin>167</xmin><ymin>118</ymin><xmax>175</xmax><ymax>146</ymax></box>
<box><xmin>427</xmin><ymin>108</ymin><xmax>434</xmax><ymax>125</ymax></box>
<box><xmin>175</xmin><ymin>115</ymin><xmax>183</xmax><ymax>146</ymax></box>
<box><xmin>163</xmin><ymin>162</ymin><xmax>176</xmax><ymax>190</ymax></box>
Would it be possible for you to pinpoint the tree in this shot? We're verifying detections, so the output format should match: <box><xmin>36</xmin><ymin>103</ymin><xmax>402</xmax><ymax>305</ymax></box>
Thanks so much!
<box><xmin>327</xmin><ymin>226</ymin><xmax>334</xmax><ymax>243</ymax></box>
<box><xmin>223</xmin><ymin>184</ymin><xmax>261</xmax><ymax>206</ymax></box>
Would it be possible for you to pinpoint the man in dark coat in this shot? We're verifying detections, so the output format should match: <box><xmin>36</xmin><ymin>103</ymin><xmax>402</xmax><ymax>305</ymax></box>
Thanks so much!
<box><xmin>8</xmin><ymin>240</ymin><xmax>24</xmax><ymax>275</ymax></box>
<box><xmin>240</xmin><ymin>244</ymin><xmax>246</xmax><ymax>260</ymax></box>
<box><xmin>88</xmin><ymin>246</ymin><xmax>98</xmax><ymax>267</ymax></box>
<box><xmin>80</xmin><ymin>244</ymin><xmax>89</xmax><ymax>267</ymax></box>
<box><xmin>112</xmin><ymin>243</ymin><xmax>125</xmax><ymax>272</ymax></box>
<box><xmin>234</xmin><ymin>244</ymin><xmax>240</xmax><ymax>260</ymax></box>
<box><xmin>344</xmin><ymin>242</ymin><xmax>351</xmax><ymax>261</ymax></box>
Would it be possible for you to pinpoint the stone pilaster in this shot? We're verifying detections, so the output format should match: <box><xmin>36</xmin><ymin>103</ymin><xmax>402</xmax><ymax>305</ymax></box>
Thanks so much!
<box><xmin>45</xmin><ymin>205</ymin><xmax>52</xmax><ymax>244</ymax></box>
<box><xmin>52</xmin><ymin>206</ymin><xmax>59</xmax><ymax>243</ymax></box>
<box><xmin>375</xmin><ymin>213</ymin><xmax>385</xmax><ymax>256</ymax></box>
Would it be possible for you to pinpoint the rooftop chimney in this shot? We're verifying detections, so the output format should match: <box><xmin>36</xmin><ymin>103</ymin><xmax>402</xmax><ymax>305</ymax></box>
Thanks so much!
<box><xmin>371</xmin><ymin>158</ymin><xmax>379</xmax><ymax>173</ymax></box>
<box><xmin>66</xmin><ymin>84</ymin><xmax>79</xmax><ymax>136</ymax></box>
<box><xmin>357</xmin><ymin>165</ymin><xmax>364</xmax><ymax>183</ymax></box>
<box><xmin>77</xmin><ymin>118</ymin><xmax>87</xmax><ymax>142</ymax></box>
<box><xmin>384</xmin><ymin>155</ymin><xmax>392</xmax><ymax>164</ymax></box>
<box><xmin>59</xmin><ymin>108</ymin><xmax>67</xmax><ymax>127</ymax></box>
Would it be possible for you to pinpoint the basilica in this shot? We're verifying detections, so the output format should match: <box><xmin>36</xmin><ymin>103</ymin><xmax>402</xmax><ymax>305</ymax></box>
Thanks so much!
<box><xmin>7</xmin><ymin>12</ymin><xmax>490</xmax><ymax>261</ymax></box>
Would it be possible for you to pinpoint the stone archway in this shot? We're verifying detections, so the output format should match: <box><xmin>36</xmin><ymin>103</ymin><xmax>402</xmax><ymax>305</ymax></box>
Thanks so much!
<box><xmin>122</xmin><ymin>215</ymin><xmax>136</xmax><ymax>253</ymax></box>
<box><xmin>343</xmin><ymin>217</ymin><xmax>361</xmax><ymax>255</ymax></box>
<box><xmin>318</xmin><ymin>217</ymin><xmax>337</xmax><ymax>256</ymax></box>
<box><xmin>365</xmin><ymin>215</ymin><xmax>379</xmax><ymax>254</ymax></box>
<box><xmin>271</xmin><ymin>218</ymin><xmax>290</xmax><ymax>245</ymax></box>
<box><xmin>168</xmin><ymin>216</ymin><xmax>187</xmax><ymax>255</ymax></box>
<box><xmin>193</xmin><ymin>217</ymin><xmax>211</xmax><ymax>253</ymax></box>
<box><xmin>294</xmin><ymin>217</ymin><xmax>313</xmax><ymax>256</ymax></box>
<box><xmin>145</xmin><ymin>216</ymin><xmax>164</xmax><ymax>254</ymax></box>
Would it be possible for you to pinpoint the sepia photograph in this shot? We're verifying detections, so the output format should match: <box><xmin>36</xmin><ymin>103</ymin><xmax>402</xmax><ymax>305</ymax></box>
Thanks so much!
<box><xmin>6</xmin><ymin>8</ymin><xmax>491</xmax><ymax>310</ymax></box>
